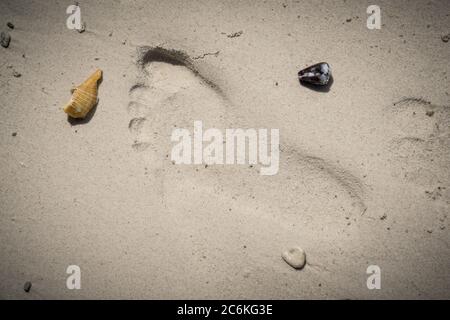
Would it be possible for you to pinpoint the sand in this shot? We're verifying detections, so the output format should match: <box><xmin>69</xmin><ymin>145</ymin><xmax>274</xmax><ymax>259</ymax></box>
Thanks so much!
<box><xmin>0</xmin><ymin>0</ymin><xmax>449</xmax><ymax>299</ymax></box>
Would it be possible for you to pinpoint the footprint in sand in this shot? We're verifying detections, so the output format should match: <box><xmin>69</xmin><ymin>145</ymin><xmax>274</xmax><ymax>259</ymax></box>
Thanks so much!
<box><xmin>125</xmin><ymin>46</ymin><xmax>368</xmax><ymax>295</ymax></box>
<box><xmin>127</xmin><ymin>47</ymin><xmax>228</xmax><ymax>161</ymax></box>
<box><xmin>385</xmin><ymin>97</ymin><xmax>450</xmax><ymax>189</ymax></box>
<box><xmin>382</xmin><ymin>97</ymin><xmax>450</xmax><ymax>247</ymax></box>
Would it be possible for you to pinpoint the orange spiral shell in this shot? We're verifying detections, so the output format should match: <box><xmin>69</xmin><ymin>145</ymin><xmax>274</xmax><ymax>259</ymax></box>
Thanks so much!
<box><xmin>64</xmin><ymin>69</ymin><xmax>102</xmax><ymax>119</ymax></box>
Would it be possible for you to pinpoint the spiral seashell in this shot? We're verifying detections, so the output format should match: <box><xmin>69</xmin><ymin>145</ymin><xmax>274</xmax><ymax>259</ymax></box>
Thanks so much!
<box><xmin>63</xmin><ymin>69</ymin><xmax>102</xmax><ymax>119</ymax></box>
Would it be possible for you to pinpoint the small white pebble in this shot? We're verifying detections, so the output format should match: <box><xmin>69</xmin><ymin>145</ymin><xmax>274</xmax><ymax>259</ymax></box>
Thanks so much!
<box><xmin>282</xmin><ymin>246</ymin><xmax>306</xmax><ymax>270</ymax></box>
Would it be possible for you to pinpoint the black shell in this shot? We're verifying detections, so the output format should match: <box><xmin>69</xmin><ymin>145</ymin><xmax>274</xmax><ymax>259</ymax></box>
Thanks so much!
<box><xmin>298</xmin><ymin>62</ymin><xmax>331</xmax><ymax>86</ymax></box>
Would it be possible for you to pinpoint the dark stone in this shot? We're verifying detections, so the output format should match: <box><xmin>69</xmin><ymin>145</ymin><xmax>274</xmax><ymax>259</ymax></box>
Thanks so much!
<box><xmin>227</xmin><ymin>31</ymin><xmax>243</xmax><ymax>38</ymax></box>
<box><xmin>298</xmin><ymin>62</ymin><xmax>331</xmax><ymax>86</ymax></box>
<box><xmin>77</xmin><ymin>22</ymin><xmax>86</xmax><ymax>33</ymax></box>
<box><xmin>1</xmin><ymin>32</ymin><xmax>11</xmax><ymax>48</ymax></box>
<box><xmin>7</xmin><ymin>22</ymin><xmax>14</xmax><ymax>29</ymax></box>
<box><xmin>24</xmin><ymin>281</ymin><xmax>32</xmax><ymax>292</ymax></box>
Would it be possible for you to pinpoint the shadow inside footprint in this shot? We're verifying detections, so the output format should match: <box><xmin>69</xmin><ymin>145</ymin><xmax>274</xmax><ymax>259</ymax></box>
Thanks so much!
<box><xmin>139</xmin><ymin>47</ymin><xmax>189</xmax><ymax>67</ymax></box>
<box><xmin>137</xmin><ymin>46</ymin><xmax>226</xmax><ymax>98</ymax></box>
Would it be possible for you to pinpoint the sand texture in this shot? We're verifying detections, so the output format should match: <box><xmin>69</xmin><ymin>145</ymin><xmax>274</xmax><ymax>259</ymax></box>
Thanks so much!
<box><xmin>0</xmin><ymin>0</ymin><xmax>449</xmax><ymax>299</ymax></box>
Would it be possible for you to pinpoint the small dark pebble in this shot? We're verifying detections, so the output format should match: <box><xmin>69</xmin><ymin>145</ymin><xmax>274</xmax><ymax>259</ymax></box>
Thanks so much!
<box><xmin>227</xmin><ymin>31</ymin><xmax>243</xmax><ymax>38</ymax></box>
<box><xmin>24</xmin><ymin>281</ymin><xmax>32</xmax><ymax>292</ymax></box>
<box><xmin>12</xmin><ymin>132</ymin><xmax>17</xmax><ymax>137</ymax></box>
<box><xmin>7</xmin><ymin>22</ymin><xmax>15</xmax><ymax>29</ymax></box>
<box><xmin>13</xmin><ymin>71</ymin><xmax>21</xmax><ymax>78</ymax></box>
<box><xmin>1</xmin><ymin>31</ymin><xmax>11</xmax><ymax>48</ymax></box>
<box><xmin>426</xmin><ymin>110</ymin><xmax>434</xmax><ymax>117</ymax></box>
<box><xmin>346</xmin><ymin>18</ymin><xmax>352</xmax><ymax>22</ymax></box>
<box><xmin>77</xmin><ymin>22</ymin><xmax>86</xmax><ymax>33</ymax></box>
<box><xmin>442</xmin><ymin>34</ymin><xmax>450</xmax><ymax>43</ymax></box>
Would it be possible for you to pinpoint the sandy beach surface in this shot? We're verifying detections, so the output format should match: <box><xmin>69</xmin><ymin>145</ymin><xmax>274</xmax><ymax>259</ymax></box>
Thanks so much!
<box><xmin>0</xmin><ymin>0</ymin><xmax>449</xmax><ymax>299</ymax></box>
